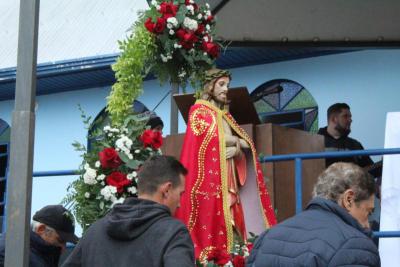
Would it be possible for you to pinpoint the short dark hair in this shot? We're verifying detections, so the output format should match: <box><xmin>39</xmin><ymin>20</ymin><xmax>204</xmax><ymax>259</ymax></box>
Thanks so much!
<box><xmin>313</xmin><ymin>162</ymin><xmax>375</xmax><ymax>203</ymax></box>
<box><xmin>327</xmin><ymin>103</ymin><xmax>350</xmax><ymax>121</ymax></box>
<box><xmin>146</xmin><ymin>116</ymin><xmax>164</xmax><ymax>130</ymax></box>
<box><xmin>137</xmin><ymin>155</ymin><xmax>187</xmax><ymax>194</ymax></box>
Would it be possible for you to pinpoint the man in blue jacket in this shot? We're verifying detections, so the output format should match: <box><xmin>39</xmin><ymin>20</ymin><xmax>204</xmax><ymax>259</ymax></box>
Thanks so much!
<box><xmin>247</xmin><ymin>162</ymin><xmax>380</xmax><ymax>267</ymax></box>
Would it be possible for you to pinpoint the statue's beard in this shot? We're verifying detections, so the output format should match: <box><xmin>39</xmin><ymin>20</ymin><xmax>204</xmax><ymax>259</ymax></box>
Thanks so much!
<box><xmin>335</xmin><ymin>124</ymin><xmax>351</xmax><ymax>137</ymax></box>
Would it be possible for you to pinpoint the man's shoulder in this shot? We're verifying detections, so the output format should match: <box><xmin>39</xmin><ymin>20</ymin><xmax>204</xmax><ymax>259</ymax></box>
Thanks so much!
<box><xmin>343</xmin><ymin>136</ymin><xmax>364</xmax><ymax>148</ymax></box>
<box><xmin>153</xmin><ymin>216</ymin><xmax>188</xmax><ymax>232</ymax></box>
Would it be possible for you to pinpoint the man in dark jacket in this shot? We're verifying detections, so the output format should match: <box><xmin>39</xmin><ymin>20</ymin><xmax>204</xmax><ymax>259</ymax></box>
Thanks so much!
<box><xmin>247</xmin><ymin>162</ymin><xmax>380</xmax><ymax>267</ymax></box>
<box><xmin>62</xmin><ymin>155</ymin><xmax>194</xmax><ymax>267</ymax></box>
<box><xmin>0</xmin><ymin>205</ymin><xmax>78</xmax><ymax>267</ymax></box>
<box><xmin>318</xmin><ymin>103</ymin><xmax>375</xmax><ymax>168</ymax></box>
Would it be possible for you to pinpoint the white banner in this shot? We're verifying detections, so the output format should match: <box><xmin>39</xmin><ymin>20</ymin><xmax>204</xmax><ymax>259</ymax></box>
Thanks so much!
<box><xmin>380</xmin><ymin>112</ymin><xmax>400</xmax><ymax>267</ymax></box>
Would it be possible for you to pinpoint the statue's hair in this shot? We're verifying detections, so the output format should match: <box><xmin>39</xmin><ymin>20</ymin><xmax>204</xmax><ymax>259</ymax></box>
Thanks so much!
<box><xmin>313</xmin><ymin>162</ymin><xmax>375</xmax><ymax>203</ymax></box>
<box><xmin>198</xmin><ymin>68</ymin><xmax>231</xmax><ymax>101</ymax></box>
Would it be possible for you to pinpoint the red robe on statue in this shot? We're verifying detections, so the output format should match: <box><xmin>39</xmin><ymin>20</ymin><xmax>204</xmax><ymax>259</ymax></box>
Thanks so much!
<box><xmin>175</xmin><ymin>100</ymin><xmax>277</xmax><ymax>261</ymax></box>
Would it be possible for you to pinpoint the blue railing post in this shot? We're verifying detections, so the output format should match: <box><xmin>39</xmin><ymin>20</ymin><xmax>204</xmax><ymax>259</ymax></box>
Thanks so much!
<box><xmin>295</xmin><ymin>158</ymin><xmax>302</xmax><ymax>214</ymax></box>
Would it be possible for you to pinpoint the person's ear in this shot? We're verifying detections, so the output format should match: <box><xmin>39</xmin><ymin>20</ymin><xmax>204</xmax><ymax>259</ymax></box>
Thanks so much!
<box><xmin>159</xmin><ymin>182</ymin><xmax>173</xmax><ymax>199</ymax></box>
<box><xmin>341</xmin><ymin>189</ymin><xmax>355</xmax><ymax>211</ymax></box>
<box><xmin>35</xmin><ymin>224</ymin><xmax>46</xmax><ymax>235</ymax></box>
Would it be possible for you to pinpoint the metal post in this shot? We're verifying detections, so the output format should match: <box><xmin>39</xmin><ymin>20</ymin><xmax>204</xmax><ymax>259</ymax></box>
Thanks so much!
<box><xmin>170</xmin><ymin>82</ymin><xmax>179</xmax><ymax>134</ymax></box>
<box><xmin>5</xmin><ymin>0</ymin><xmax>40</xmax><ymax>266</ymax></box>
<box><xmin>294</xmin><ymin>158</ymin><xmax>302</xmax><ymax>214</ymax></box>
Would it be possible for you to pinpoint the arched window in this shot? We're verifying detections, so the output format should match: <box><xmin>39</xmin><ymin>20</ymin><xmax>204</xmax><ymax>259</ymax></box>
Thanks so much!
<box><xmin>251</xmin><ymin>79</ymin><xmax>318</xmax><ymax>133</ymax></box>
<box><xmin>88</xmin><ymin>100</ymin><xmax>150</xmax><ymax>150</ymax></box>
<box><xmin>0</xmin><ymin>119</ymin><xmax>10</xmax><ymax>232</ymax></box>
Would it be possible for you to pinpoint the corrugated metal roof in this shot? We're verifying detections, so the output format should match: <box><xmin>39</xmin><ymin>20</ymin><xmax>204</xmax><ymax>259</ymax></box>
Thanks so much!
<box><xmin>0</xmin><ymin>0</ymin><xmax>148</xmax><ymax>69</ymax></box>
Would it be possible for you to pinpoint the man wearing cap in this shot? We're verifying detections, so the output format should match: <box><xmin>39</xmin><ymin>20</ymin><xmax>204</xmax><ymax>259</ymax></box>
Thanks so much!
<box><xmin>0</xmin><ymin>205</ymin><xmax>78</xmax><ymax>267</ymax></box>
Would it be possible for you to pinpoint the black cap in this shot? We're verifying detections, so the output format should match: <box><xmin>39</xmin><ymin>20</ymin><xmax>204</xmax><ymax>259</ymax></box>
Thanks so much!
<box><xmin>32</xmin><ymin>205</ymin><xmax>79</xmax><ymax>244</ymax></box>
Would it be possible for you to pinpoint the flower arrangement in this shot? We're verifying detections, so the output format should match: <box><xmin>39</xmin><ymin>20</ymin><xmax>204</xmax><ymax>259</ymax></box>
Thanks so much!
<box><xmin>196</xmin><ymin>240</ymin><xmax>254</xmax><ymax>267</ymax></box>
<box><xmin>66</xmin><ymin>0</ymin><xmax>220</xmax><ymax>230</ymax></box>
<box><xmin>64</xmin><ymin>112</ymin><xmax>162</xmax><ymax>230</ymax></box>
<box><xmin>108</xmin><ymin>0</ymin><xmax>220</xmax><ymax>125</ymax></box>
<box><xmin>144</xmin><ymin>0</ymin><xmax>219</xmax><ymax>86</ymax></box>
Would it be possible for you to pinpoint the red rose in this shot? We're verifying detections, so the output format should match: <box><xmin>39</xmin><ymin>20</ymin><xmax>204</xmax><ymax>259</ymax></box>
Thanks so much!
<box><xmin>160</xmin><ymin>2</ymin><xmax>178</xmax><ymax>16</ymax></box>
<box><xmin>140</xmin><ymin>129</ymin><xmax>163</xmax><ymax>149</ymax></box>
<box><xmin>206</xmin><ymin>15</ymin><xmax>214</xmax><ymax>23</ymax></box>
<box><xmin>232</xmin><ymin>255</ymin><xmax>245</xmax><ymax>267</ymax></box>
<box><xmin>178</xmin><ymin>31</ymin><xmax>198</xmax><ymax>49</ymax></box>
<box><xmin>176</xmin><ymin>28</ymin><xmax>186</xmax><ymax>39</ymax></box>
<box><xmin>202</xmin><ymin>41</ymin><xmax>220</xmax><ymax>58</ymax></box>
<box><xmin>247</xmin><ymin>243</ymin><xmax>254</xmax><ymax>252</ymax></box>
<box><xmin>207</xmin><ymin>249</ymin><xmax>231</xmax><ymax>266</ymax></box>
<box><xmin>195</xmin><ymin>24</ymin><xmax>205</xmax><ymax>35</ymax></box>
<box><xmin>184</xmin><ymin>0</ymin><xmax>198</xmax><ymax>11</ymax></box>
<box><xmin>106</xmin><ymin>171</ymin><xmax>131</xmax><ymax>193</ymax></box>
<box><xmin>151</xmin><ymin>131</ymin><xmax>163</xmax><ymax>149</ymax></box>
<box><xmin>144</xmin><ymin>17</ymin><xmax>155</xmax><ymax>33</ymax></box>
<box><xmin>153</xmin><ymin>17</ymin><xmax>166</xmax><ymax>34</ymax></box>
<box><xmin>99</xmin><ymin>148</ymin><xmax>122</xmax><ymax>169</ymax></box>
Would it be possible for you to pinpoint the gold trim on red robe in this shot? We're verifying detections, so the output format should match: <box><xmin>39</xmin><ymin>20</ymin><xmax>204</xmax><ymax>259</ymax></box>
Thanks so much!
<box><xmin>175</xmin><ymin>100</ymin><xmax>277</xmax><ymax>261</ymax></box>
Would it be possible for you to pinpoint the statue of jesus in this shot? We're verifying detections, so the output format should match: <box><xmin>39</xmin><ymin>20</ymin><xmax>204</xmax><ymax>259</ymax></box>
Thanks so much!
<box><xmin>175</xmin><ymin>68</ymin><xmax>276</xmax><ymax>261</ymax></box>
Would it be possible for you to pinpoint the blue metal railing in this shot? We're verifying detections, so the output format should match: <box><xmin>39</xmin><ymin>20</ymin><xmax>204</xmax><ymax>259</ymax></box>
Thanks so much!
<box><xmin>260</xmin><ymin>147</ymin><xmax>400</xmax><ymax>239</ymax></box>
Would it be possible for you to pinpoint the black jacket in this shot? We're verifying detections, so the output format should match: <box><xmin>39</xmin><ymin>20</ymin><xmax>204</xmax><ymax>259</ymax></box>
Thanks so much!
<box><xmin>0</xmin><ymin>231</ymin><xmax>61</xmax><ymax>267</ymax></box>
<box><xmin>247</xmin><ymin>197</ymin><xmax>380</xmax><ymax>267</ymax></box>
<box><xmin>62</xmin><ymin>197</ymin><xmax>194</xmax><ymax>267</ymax></box>
<box><xmin>318</xmin><ymin>127</ymin><xmax>374</xmax><ymax>168</ymax></box>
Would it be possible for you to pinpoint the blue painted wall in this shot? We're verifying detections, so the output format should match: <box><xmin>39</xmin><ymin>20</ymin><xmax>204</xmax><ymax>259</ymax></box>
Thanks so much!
<box><xmin>0</xmin><ymin>49</ymin><xmax>399</xmax><ymax>235</ymax></box>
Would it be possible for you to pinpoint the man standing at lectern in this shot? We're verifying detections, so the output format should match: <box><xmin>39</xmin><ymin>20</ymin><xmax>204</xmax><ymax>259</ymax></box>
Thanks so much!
<box><xmin>175</xmin><ymin>68</ymin><xmax>276</xmax><ymax>262</ymax></box>
<box><xmin>318</xmin><ymin>103</ymin><xmax>374</xmax><ymax>168</ymax></box>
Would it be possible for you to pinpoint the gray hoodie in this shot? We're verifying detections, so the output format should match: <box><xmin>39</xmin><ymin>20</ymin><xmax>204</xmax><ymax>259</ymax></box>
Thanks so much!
<box><xmin>62</xmin><ymin>198</ymin><xmax>194</xmax><ymax>267</ymax></box>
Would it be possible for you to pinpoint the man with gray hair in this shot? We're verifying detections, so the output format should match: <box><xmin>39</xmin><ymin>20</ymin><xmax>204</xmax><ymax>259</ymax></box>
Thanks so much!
<box><xmin>0</xmin><ymin>205</ymin><xmax>78</xmax><ymax>267</ymax></box>
<box><xmin>247</xmin><ymin>162</ymin><xmax>380</xmax><ymax>267</ymax></box>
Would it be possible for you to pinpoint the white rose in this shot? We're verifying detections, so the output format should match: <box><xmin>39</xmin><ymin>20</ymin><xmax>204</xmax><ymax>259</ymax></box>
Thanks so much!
<box><xmin>100</xmin><ymin>185</ymin><xmax>117</xmax><ymax>201</ymax></box>
<box><xmin>169</xmin><ymin>29</ymin><xmax>174</xmax><ymax>35</ymax></box>
<box><xmin>135</xmin><ymin>149</ymin><xmax>141</xmax><ymax>154</ymax></box>
<box><xmin>151</xmin><ymin>0</ymin><xmax>157</xmax><ymax>6</ymax></box>
<box><xmin>127</xmin><ymin>174</ymin><xmax>133</xmax><ymax>180</ymax></box>
<box><xmin>96</xmin><ymin>174</ymin><xmax>106</xmax><ymax>181</ymax></box>
<box><xmin>167</xmin><ymin>17</ymin><xmax>178</xmax><ymax>27</ymax></box>
<box><xmin>95</xmin><ymin>161</ymin><xmax>100</xmax><ymax>168</ymax></box>
<box><xmin>83</xmin><ymin>168</ymin><xmax>97</xmax><ymax>185</ymax></box>
<box><xmin>132</xmin><ymin>171</ymin><xmax>137</xmax><ymax>178</ymax></box>
<box><xmin>206</xmin><ymin>3</ymin><xmax>210</xmax><ymax>8</ymax></box>
<box><xmin>203</xmin><ymin>36</ymin><xmax>209</xmax><ymax>42</ymax></box>
<box><xmin>84</xmin><ymin>163</ymin><xmax>90</xmax><ymax>170</ymax></box>
<box><xmin>128</xmin><ymin>186</ymin><xmax>137</xmax><ymax>195</ymax></box>
<box><xmin>183</xmin><ymin>17</ymin><xmax>198</xmax><ymax>31</ymax></box>
<box><xmin>206</xmin><ymin>24</ymin><xmax>210</xmax><ymax>31</ymax></box>
<box><xmin>84</xmin><ymin>192</ymin><xmax>90</xmax><ymax>198</ymax></box>
<box><xmin>197</xmin><ymin>13</ymin><xmax>202</xmax><ymax>20</ymax></box>
<box><xmin>161</xmin><ymin>54</ymin><xmax>169</xmax><ymax>62</ymax></box>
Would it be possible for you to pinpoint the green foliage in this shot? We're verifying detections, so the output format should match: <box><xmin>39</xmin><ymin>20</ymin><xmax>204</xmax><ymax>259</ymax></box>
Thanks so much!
<box><xmin>64</xmin><ymin>108</ymin><xmax>161</xmax><ymax>231</ymax></box>
<box><xmin>107</xmin><ymin>19</ymin><xmax>157</xmax><ymax>126</ymax></box>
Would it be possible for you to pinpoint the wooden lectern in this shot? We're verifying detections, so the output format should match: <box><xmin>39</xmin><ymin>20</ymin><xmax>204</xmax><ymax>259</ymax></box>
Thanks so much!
<box><xmin>163</xmin><ymin>87</ymin><xmax>325</xmax><ymax>222</ymax></box>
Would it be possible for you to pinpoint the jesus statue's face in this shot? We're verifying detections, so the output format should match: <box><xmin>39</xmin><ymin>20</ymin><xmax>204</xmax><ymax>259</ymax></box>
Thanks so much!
<box><xmin>211</xmin><ymin>76</ymin><xmax>230</xmax><ymax>104</ymax></box>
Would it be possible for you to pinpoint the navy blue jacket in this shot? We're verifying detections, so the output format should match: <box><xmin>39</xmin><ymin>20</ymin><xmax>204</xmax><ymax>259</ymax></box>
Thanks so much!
<box><xmin>247</xmin><ymin>197</ymin><xmax>380</xmax><ymax>267</ymax></box>
<box><xmin>0</xmin><ymin>231</ymin><xmax>61</xmax><ymax>267</ymax></box>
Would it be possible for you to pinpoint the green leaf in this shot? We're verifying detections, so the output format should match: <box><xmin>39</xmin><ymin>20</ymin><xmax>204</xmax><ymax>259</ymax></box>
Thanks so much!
<box><xmin>176</xmin><ymin>5</ymin><xmax>187</xmax><ymax>24</ymax></box>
